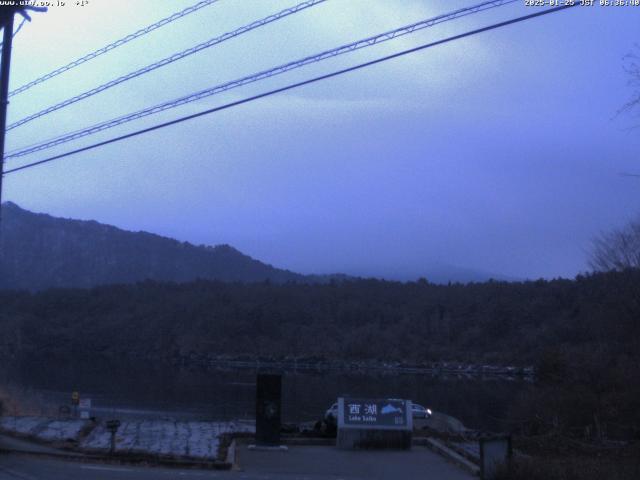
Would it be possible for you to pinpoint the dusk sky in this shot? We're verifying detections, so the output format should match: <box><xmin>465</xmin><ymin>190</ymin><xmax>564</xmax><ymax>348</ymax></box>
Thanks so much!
<box><xmin>3</xmin><ymin>0</ymin><xmax>640</xmax><ymax>281</ymax></box>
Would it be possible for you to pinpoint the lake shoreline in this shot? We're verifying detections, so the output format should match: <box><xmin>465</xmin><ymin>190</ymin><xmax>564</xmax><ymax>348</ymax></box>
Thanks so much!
<box><xmin>2</xmin><ymin>351</ymin><xmax>534</xmax><ymax>380</ymax></box>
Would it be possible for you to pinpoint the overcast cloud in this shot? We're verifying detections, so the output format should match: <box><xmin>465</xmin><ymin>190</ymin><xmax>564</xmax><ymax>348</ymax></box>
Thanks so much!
<box><xmin>3</xmin><ymin>0</ymin><xmax>640</xmax><ymax>280</ymax></box>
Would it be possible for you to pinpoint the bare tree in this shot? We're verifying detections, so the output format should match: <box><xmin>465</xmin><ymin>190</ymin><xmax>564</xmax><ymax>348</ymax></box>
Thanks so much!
<box><xmin>589</xmin><ymin>218</ymin><xmax>640</xmax><ymax>272</ymax></box>
<box><xmin>620</xmin><ymin>45</ymin><xmax>640</xmax><ymax>119</ymax></box>
<box><xmin>597</xmin><ymin>47</ymin><xmax>640</xmax><ymax>271</ymax></box>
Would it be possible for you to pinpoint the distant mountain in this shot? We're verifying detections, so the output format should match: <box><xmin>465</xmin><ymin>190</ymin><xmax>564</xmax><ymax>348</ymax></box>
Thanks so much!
<box><xmin>0</xmin><ymin>202</ymin><xmax>311</xmax><ymax>290</ymax></box>
<box><xmin>0</xmin><ymin>202</ymin><xmax>513</xmax><ymax>291</ymax></box>
<box><xmin>351</xmin><ymin>263</ymin><xmax>518</xmax><ymax>284</ymax></box>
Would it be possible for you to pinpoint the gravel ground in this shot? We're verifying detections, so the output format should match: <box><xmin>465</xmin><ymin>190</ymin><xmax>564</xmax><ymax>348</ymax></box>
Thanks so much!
<box><xmin>0</xmin><ymin>416</ymin><xmax>87</xmax><ymax>441</ymax></box>
<box><xmin>0</xmin><ymin>416</ymin><xmax>254</xmax><ymax>460</ymax></box>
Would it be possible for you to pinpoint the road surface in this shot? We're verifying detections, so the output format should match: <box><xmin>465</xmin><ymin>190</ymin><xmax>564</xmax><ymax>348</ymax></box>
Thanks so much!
<box><xmin>0</xmin><ymin>446</ymin><xmax>474</xmax><ymax>480</ymax></box>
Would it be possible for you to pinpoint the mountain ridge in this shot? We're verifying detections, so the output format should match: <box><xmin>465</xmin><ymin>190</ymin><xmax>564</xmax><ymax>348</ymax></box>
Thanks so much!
<box><xmin>0</xmin><ymin>202</ymin><xmax>511</xmax><ymax>290</ymax></box>
<box><xmin>0</xmin><ymin>202</ymin><xmax>312</xmax><ymax>290</ymax></box>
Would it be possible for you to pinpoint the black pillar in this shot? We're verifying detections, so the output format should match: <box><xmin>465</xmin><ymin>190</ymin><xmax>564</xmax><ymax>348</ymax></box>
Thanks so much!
<box><xmin>255</xmin><ymin>373</ymin><xmax>281</xmax><ymax>446</ymax></box>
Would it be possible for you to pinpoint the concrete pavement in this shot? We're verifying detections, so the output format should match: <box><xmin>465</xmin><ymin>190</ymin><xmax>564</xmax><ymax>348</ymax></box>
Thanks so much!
<box><xmin>0</xmin><ymin>454</ymin><xmax>224</xmax><ymax>480</ymax></box>
<box><xmin>236</xmin><ymin>444</ymin><xmax>474</xmax><ymax>479</ymax></box>
<box><xmin>0</xmin><ymin>434</ymin><xmax>78</xmax><ymax>456</ymax></box>
<box><xmin>0</xmin><ymin>444</ymin><xmax>475</xmax><ymax>480</ymax></box>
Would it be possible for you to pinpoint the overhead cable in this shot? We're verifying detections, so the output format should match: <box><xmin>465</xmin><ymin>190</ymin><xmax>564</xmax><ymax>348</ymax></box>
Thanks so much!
<box><xmin>9</xmin><ymin>0</ymin><xmax>222</xmax><ymax>98</ymax></box>
<box><xmin>6</xmin><ymin>0</ymin><xmax>326</xmax><ymax>131</ymax></box>
<box><xmin>4</xmin><ymin>4</ymin><xmax>579</xmax><ymax>175</ymax></box>
<box><xmin>6</xmin><ymin>0</ymin><xmax>517</xmax><ymax>157</ymax></box>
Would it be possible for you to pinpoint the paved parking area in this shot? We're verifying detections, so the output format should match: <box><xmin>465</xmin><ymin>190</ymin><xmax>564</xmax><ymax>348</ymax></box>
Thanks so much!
<box><xmin>0</xmin><ymin>446</ymin><xmax>473</xmax><ymax>480</ymax></box>
<box><xmin>236</xmin><ymin>445</ymin><xmax>474</xmax><ymax>480</ymax></box>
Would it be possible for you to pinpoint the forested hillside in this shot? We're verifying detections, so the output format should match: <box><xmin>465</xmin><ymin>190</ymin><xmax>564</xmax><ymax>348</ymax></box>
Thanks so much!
<box><xmin>0</xmin><ymin>202</ymin><xmax>306</xmax><ymax>289</ymax></box>
<box><xmin>1</xmin><ymin>270</ymin><xmax>638</xmax><ymax>366</ymax></box>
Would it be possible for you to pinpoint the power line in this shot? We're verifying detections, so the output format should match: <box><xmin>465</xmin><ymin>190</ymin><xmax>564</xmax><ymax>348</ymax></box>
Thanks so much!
<box><xmin>6</xmin><ymin>0</ymin><xmax>518</xmax><ymax>159</ymax></box>
<box><xmin>4</xmin><ymin>4</ymin><xmax>579</xmax><ymax>176</ymax></box>
<box><xmin>13</xmin><ymin>16</ymin><xmax>27</xmax><ymax>36</ymax></box>
<box><xmin>8</xmin><ymin>0</ymin><xmax>221</xmax><ymax>98</ymax></box>
<box><xmin>0</xmin><ymin>15</ymin><xmax>30</xmax><ymax>49</ymax></box>
<box><xmin>6</xmin><ymin>0</ymin><xmax>326</xmax><ymax>132</ymax></box>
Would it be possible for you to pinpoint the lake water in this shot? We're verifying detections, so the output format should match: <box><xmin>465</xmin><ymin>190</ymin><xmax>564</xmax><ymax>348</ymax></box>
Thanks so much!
<box><xmin>0</xmin><ymin>355</ymin><xmax>530</xmax><ymax>432</ymax></box>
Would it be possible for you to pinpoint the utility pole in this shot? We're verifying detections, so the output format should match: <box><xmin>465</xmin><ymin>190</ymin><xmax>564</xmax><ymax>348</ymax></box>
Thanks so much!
<box><xmin>0</xmin><ymin>9</ymin><xmax>16</xmax><ymax>215</ymax></box>
<box><xmin>0</xmin><ymin>4</ymin><xmax>46</xmax><ymax>230</ymax></box>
